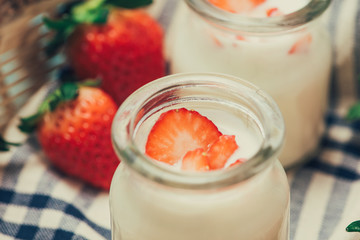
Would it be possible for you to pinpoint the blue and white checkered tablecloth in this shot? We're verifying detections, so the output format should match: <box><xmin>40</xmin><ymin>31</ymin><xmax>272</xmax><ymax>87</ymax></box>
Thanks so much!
<box><xmin>1</xmin><ymin>0</ymin><xmax>360</xmax><ymax>239</ymax></box>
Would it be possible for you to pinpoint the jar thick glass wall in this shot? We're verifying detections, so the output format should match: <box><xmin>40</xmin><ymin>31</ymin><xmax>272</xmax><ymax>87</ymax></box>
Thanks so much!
<box><xmin>110</xmin><ymin>73</ymin><xmax>290</xmax><ymax>240</ymax></box>
<box><xmin>167</xmin><ymin>0</ymin><xmax>332</xmax><ymax>168</ymax></box>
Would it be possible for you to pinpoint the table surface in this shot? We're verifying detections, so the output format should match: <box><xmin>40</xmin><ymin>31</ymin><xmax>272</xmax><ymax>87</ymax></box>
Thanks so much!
<box><xmin>1</xmin><ymin>0</ymin><xmax>360</xmax><ymax>239</ymax></box>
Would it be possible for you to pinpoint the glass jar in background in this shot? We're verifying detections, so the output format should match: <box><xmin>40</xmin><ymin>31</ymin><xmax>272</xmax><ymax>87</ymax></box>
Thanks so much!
<box><xmin>110</xmin><ymin>73</ymin><xmax>289</xmax><ymax>240</ymax></box>
<box><xmin>166</xmin><ymin>0</ymin><xmax>332</xmax><ymax>168</ymax></box>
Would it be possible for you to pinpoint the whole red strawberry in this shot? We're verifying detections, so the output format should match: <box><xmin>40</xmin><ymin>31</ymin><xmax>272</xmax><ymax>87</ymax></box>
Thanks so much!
<box><xmin>44</xmin><ymin>0</ymin><xmax>165</xmax><ymax>105</ymax></box>
<box><xmin>19</xmin><ymin>81</ymin><xmax>119</xmax><ymax>190</ymax></box>
<box><xmin>66</xmin><ymin>9</ymin><xmax>165</xmax><ymax>105</ymax></box>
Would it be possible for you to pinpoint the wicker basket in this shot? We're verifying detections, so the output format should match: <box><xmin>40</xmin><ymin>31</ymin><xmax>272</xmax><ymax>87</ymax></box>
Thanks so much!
<box><xmin>0</xmin><ymin>0</ymin><xmax>68</xmax><ymax>133</ymax></box>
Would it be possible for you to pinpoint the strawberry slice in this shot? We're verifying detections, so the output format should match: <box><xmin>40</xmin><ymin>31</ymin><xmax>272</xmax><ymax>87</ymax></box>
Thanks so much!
<box><xmin>228</xmin><ymin>159</ymin><xmax>246</xmax><ymax>168</ymax></box>
<box><xmin>208</xmin><ymin>0</ymin><xmax>237</xmax><ymax>13</ymax></box>
<box><xmin>145</xmin><ymin>108</ymin><xmax>222</xmax><ymax>165</ymax></box>
<box><xmin>181</xmin><ymin>148</ymin><xmax>210</xmax><ymax>171</ymax></box>
<box><xmin>288</xmin><ymin>33</ymin><xmax>312</xmax><ymax>55</ymax></box>
<box><xmin>266</xmin><ymin>7</ymin><xmax>282</xmax><ymax>17</ymax></box>
<box><xmin>208</xmin><ymin>135</ymin><xmax>238</xmax><ymax>170</ymax></box>
<box><xmin>236</xmin><ymin>35</ymin><xmax>246</xmax><ymax>41</ymax></box>
<box><xmin>250</xmin><ymin>0</ymin><xmax>266</xmax><ymax>7</ymax></box>
<box><xmin>208</xmin><ymin>0</ymin><xmax>265</xmax><ymax>13</ymax></box>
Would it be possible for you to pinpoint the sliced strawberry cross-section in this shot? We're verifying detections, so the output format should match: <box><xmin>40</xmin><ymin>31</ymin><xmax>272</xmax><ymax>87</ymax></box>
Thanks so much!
<box><xmin>250</xmin><ymin>0</ymin><xmax>266</xmax><ymax>6</ymax></box>
<box><xmin>145</xmin><ymin>108</ymin><xmax>222</xmax><ymax>165</ymax></box>
<box><xmin>208</xmin><ymin>0</ymin><xmax>237</xmax><ymax>13</ymax></box>
<box><xmin>208</xmin><ymin>0</ymin><xmax>266</xmax><ymax>13</ymax></box>
<box><xmin>208</xmin><ymin>135</ymin><xmax>239</xmax><ymax>170</ymax></box>
<box><xmin>228</xmin><ymin>159</ymin><xmax>246</xmax><ymax>168</ymax></box>
<box><xmin>181</xmin><ymin>148</ymin><xmax>210</xmax><ymax>172</ymax></box>
<box><xmin>266</xmin><ymin>7</ymin><xmax>282</xmax><ymax>17</ymax></box>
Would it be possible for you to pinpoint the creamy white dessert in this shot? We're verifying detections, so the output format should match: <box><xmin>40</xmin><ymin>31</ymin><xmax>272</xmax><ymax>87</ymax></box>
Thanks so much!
<box><xmin>167</xmin><ymin>0</ymin><xmax>332</xmax><ymax>167</ymax></box>
<box><xmin>110</xmin><ymin>161</ymin><xmax>289</xmax><ymax>240</ymax></box>
<box><xmin>110</xmin><ymin>106</ymin><xmax>290</xmax><ymax>240</ymax></box>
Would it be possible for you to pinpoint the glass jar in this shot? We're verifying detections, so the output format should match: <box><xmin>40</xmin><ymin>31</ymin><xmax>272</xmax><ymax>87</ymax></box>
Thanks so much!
<box><xmin>166</xmin><ymin>0</ymin><xmax>332</xmax><ymax>168</ymax></box>
<box><xmin>110</xmin><ymin>73</ymin><xmax>289</xmax><ymax>240</ymax></box>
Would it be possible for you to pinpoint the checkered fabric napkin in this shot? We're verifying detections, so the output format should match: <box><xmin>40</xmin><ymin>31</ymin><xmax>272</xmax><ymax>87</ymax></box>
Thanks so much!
<box><xmin>288</xmin><ymin>109</ymin><xmax>360</xmax><ymax>240</ymax></box>
<box><xmin>286</xmin><ymin>0</ymin><xmax>360</xmax><ymax>239</ymax></box>
<box><xmin>0</xmin><ymin>79</ymin><xmax>113</xmax><ymax>239</ymax></box>
<box><xmin>0</xmin><ymin>135</ymin><xmax>111</xmax><ymax>240</ymax></box>
<box><xmin>1</xmin><ymin>0</ymin><xmax>360</xmax><ymax>240</ymax></box>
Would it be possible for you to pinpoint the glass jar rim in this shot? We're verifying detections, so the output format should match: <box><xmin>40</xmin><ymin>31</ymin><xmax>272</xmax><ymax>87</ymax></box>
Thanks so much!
<box><xmin>111</xmin><ymin>73</ymin><xmax>285</xmax><ymax>190</ymax></box>
<box><xmin>185</xmin><ymin>0</ymin><xmax>332</xmax><ymax>33</ymax></box>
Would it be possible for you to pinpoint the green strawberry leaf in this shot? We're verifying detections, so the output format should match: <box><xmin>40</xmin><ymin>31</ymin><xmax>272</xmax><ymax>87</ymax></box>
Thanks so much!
<box><xmin>0</xmin><ymin>136</ymin><xmax>21</xmax><ymax>151</ymax></box>
<box><xmin>61</xmin><ymin>82</ymin><xmax>79</xmax><ymax>101</ymax></box>
<box><xmin>18</xmin><ymin>112</ymin><xmax>44</xmax><ymax>133</ymax></box>
<box><xmin>106</xmin><ymin>0</ymin><xmax>153</xmax><ymax>8</ymax></box>
<box><xmin>43</xmin><ymin>16</ymin><xmax>76</xmax><ymax>31</ymax></box>
<box><xmin>48</xmin><ymin>95</ymin><xmax>62</xmax><ymax>112</ymax></box>
<box><xmin>346</xmin><ymin>103</ymin><xmax>360</xmax><ymax>121</ymax></box>
<box><xmin>346</xmin><ymin>220</ymin><xmax>360</xmax><ymax>232</ymax></box>
<box><xmin>18</xmin><ymin>80</ymin><xmax>98</xmax><ymax>133</ymax></box>
<box><xmin>88</xmin><ymin>7</ymin><xmax>109</xmax><ymax>24</ymax></box>
<box><xmin>75</xmin><ymin>0</ymin><xmax>105</xmax><ymax>12</ymax></box>
<box><xmin>47</xmin><ymin>82</ymin><xmax>79</xmax><ymax>111</ymax></box>
<box><xmin>72</xmin><ymin>4</ymin><xmax>109</xmax><ymax>24</ymax></box>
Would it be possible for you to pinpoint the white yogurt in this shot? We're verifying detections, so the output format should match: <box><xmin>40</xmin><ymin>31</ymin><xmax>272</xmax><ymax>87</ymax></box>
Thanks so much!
<box><xmin>110</xmin><ymin>107</ymin><xmax>289</xmax><ymax>240</ymax></box>
<box><xmin>166</xmin><ymin>0</ymin><xmax>332</xmax><ymax>168</ymax></box>
<box><xmin>110</xmin><ymin>73</ymin><xmax>290</xmax><ymax>240</ymax></box>
<box><xmin>110</xmin><ymin>161</ymin><xmax>289</xmax><ymax>240</ymax></box>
